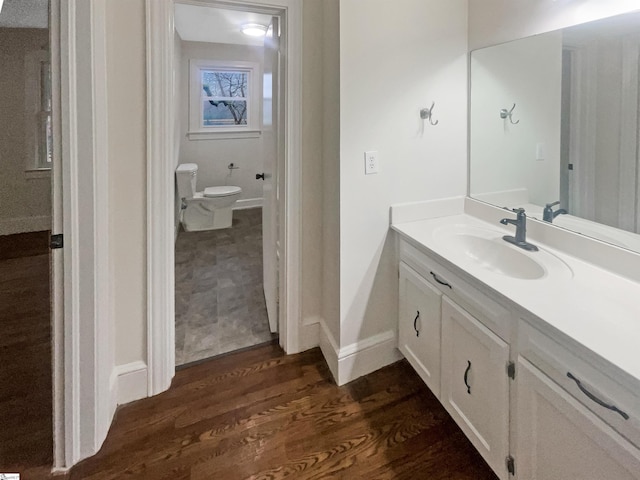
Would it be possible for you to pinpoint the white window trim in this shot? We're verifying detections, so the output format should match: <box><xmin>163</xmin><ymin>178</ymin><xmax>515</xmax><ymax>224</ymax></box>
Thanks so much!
<box><xmin>24</xmin><ymin>49</ymin><xmax>52</xmax><ymax>177</ymax></box>
<box><xmin>188</xmin><ymin>59</ymin><xmax>262</xmax><ymax>140</ymax></box>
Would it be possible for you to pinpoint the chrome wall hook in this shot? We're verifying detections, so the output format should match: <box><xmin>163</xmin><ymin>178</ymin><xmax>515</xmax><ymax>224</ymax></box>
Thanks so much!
<box><xmin>500</xmin><ymin>103</ymin><xmax>520</xmax><ymax>125</ymax></box>
<box><xmin>420</xmin><ymin>101</ymin><xmax>439</xmax><ymax>126</ymax></box>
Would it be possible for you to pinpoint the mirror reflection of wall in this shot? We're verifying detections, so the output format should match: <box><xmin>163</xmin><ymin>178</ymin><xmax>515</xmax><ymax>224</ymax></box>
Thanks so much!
<box><xmin>470</xmin><ymin>32</ymin><xmax>562</xmax><ymax>208</ymax></box>
<box><xmin>469</xmin><ymin>11</ymin><xmax>640</xmax><ymax>254</ymax></box>
<box><xmin>562</xmin><ymin>18</ymin><xmax>640</xmax><ymax>234</ymax></box>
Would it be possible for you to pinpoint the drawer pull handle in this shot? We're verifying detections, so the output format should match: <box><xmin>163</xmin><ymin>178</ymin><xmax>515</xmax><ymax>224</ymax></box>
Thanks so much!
<box><xmin>567</xmin><ymin>372</ymin><xmax>629</xmax><ymax>420</ymax></box>
<box><xmin>464</xmin><ymin>360</ymin><xmax>472</xmax><ymax>394</ymax></box>
<box><xmin>430</xmin><ymin>271</ymin><xmax>452</xmax><ymax>289</ymax></box>
<box><xmin>414</xmin><ymin>311</ymin><xmax>420</xmax><ymax>337</ymax></box>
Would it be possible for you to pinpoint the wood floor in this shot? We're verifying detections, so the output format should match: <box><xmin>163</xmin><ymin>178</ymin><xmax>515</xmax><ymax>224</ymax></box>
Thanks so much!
<box><xmin>0</xmin><ymin>236</ymin><xmax>52</xmax><ymax>472</ymax></box>
<box><xmin>0</xmin><ymin>233</ymin><xmax>498</xmax><ymax>479</ymax></box>
<box><xmin>41</xmin><ymin>344</ymin><xmax>497</xmax><ymax>480</ymax></box>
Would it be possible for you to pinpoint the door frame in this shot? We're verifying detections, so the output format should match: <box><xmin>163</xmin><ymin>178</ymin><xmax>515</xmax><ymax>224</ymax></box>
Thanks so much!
<box><xmin>52</xmin><ymin>0</ymin><xmax>114</xmax><ymax>470</ymax></box>
<box><xmin>145</xmin><ymin>0</ymin><xmax>302</xmax><ymax>395</ymax></box>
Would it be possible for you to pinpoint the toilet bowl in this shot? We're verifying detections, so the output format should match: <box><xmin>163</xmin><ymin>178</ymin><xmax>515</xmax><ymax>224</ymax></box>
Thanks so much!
<box><xmin>176</xmin><ymin>163</ymin><xmax>242</xmax><ymax>231</ymax></box>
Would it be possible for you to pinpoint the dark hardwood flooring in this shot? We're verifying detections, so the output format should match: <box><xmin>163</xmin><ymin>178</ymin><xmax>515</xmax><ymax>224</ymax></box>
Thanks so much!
<box><xmin>0</xmin><ymin>234</ymin><xmax>52</xmax><ymax>473</ymax></box>
<box><xmin>0</xmin><ymin>230</ymin><xmax>497</xmax><ymax>479</ymax></box>
<box><xmin>48</xmin><ymin>344</ymin><xmax>497</xmax><ymax>480</ymax></box>
<box><xmin>0</xmin><ymin>231</ymin><xmax>50</xmax><ymax>260</ymax></box>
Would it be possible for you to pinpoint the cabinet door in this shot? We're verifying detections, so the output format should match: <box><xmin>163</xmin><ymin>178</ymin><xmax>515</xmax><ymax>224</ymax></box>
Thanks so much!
<box><xmin>441</xmin><ymin>297</ymin><xmax>510</xmax><ymax>479</ymax></box>
<box><xmin>515</xmin><ymin>358</ymin><xmax>640</xmax><ymax>480</ymax></box>
<box><xmin>398</xmin><ymin>262</ymin><xmax>442</xmax><ymax>397</ymax></box>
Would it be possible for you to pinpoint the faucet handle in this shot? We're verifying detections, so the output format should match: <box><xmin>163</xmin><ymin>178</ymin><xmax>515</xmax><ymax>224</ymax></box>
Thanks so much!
<box><xmin>511</xmin><ymin>207</ymin><xmax>525</xmax><ymax>216</ymax></box>
<box><xmin>545</xmin><ymin>201</ymin><xmax>561</xmax><ymax>209</ymax></box>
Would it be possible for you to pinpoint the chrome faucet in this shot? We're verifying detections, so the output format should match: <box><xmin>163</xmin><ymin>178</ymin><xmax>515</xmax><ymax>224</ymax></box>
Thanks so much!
<box><xmin>543</xmin><ymin>201</ymin><xmax>568</xmax><ymax>223</ymax></box>
<box><xmin>500</xmin><ymin>208</ymin><xmax>539</xmax><ymax>251</ymax></box>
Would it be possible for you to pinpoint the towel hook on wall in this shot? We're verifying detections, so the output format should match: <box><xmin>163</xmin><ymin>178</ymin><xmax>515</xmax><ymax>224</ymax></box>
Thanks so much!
<box><xmin>420</xmin><ymin>101</ymin><xmax>439</xmax><ymax>126</ymax></box>
<box><xmin>500</xmin><ymin>103</ymin><xmax>520</xmax><ymax>125</ymax></box>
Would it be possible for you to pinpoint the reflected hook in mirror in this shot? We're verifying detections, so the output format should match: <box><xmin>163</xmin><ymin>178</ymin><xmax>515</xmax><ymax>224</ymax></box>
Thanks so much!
<box><xmin>420</xmin><ymin>101</ymin><xmax>439</xmax><ymax>126</ymax></box>
<box><xmin>500</xmin><ymin>103</ymin><xmax>520</xmax><ymax>125</ymax></box>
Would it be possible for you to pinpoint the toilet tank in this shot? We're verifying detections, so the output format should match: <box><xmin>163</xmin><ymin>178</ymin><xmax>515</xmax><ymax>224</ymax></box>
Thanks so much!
<box><xmin>176</xmin><ymin>163</ymin><xmax>198</xmax><ymax>199</ymax></box>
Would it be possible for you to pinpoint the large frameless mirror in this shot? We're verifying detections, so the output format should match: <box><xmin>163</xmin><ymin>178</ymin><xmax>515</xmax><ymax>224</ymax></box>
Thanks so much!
<box><xmin>469</xmin><ymin>11</ymin><xmax>640</xmax><ymax>253</ymax></box>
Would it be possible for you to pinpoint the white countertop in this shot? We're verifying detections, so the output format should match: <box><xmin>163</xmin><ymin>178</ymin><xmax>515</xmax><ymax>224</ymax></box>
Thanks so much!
<box><xmin>392</xmin><ymin>213</ymin><xmax>640</xmax><ymax>384</ymax></box>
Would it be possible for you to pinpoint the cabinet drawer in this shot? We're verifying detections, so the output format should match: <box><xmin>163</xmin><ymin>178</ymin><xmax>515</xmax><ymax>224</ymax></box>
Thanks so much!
<box><xmin>515</xmin><ymin>357</ymin><xmax>640</xmax><ymax>480</ymax></box>
<box><xmin>519</xmin><ymin>320</ymin><xmax>640</xmax><ymax>450</ymax></box>
<box><xmin>400</xmin><ymin>240</ymin><xmax>511</xmax><ymax>341</ymax></box>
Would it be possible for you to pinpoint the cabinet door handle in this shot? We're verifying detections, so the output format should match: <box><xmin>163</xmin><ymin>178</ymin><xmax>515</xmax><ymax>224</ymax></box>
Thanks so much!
<box><xmin>430</xmin><ymin>271</ymin><xmax>452</xmax><ymax>289</ymax></box>
<box><xmin>464</xmin><ymin>360</ymin><xmax>472</xmax><ymax>394</ymax></box>
<box><xmin>567</xmin><ymin>372</ymin><xmax>629</xmax><ymax>420</ymax></box>
<box><xmin>413</xmin><ymin>311</ymin><xmax>420</xmax><ymax>337</ymax></box>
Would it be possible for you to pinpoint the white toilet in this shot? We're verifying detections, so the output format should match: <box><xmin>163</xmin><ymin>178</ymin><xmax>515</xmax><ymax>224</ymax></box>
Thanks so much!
<box><xmin>176</xmin><ymin>163</ymin><xmax>242</xmax><ymax>231</ymax></box>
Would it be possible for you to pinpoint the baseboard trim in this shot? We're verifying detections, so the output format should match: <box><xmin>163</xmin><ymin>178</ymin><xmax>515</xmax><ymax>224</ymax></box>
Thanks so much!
<box><xmin>336</xmin><ymin>330</ymin><xmax>402</xmax><ymax>386</ymax></box>
<box><xmin>234</xmin><ymin>198</ymin><xmax>263</xmax><ymax>210</ymax></box>
<box><xmin>0</xmin><ymin>215</ymin><xmax>51</xmax><ymax>235</ymax></box>
<box><xmin>114</xmin><ymin>361</ymin><xmax>148</xmax><ymax>405</ymax></box>
<box><xmin>299</xmin><ymin>316</ymin><xmax>321</xmax><ymax>352</ymax></box>
<box><xmin>318</xmin><ymin>320</ymin><xmax>339</xmax><ymax>382</ymax></box>
<box><xmin>318</xmin><ymin>321</ymin><xmax>401</xmax><ymax>386</ymax></box>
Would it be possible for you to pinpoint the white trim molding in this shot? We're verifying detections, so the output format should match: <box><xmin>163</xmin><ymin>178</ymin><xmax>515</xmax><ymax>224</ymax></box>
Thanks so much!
<box><xmin>299</xmin><ymin>315</ymin><xmax>322</xmax><ymax>352</ymax></box>
<box><xmin>53</xmin><ymin>0</ymin><xmax>114</xmax><ymax>469</ymax></box>
<box><xmin>146</xmin><ymin>0</ymin><xmax>176</xmax><ymax>397</ymax></box>
<box><xmin>146</xmin><ymin>0</ymin><xmax>303</xmax><ymax>404</ymax></box>
<box><xmin>114</xmin><ymin>361</ymin><xmax>149</xmax><ymax>405</ymax></box>
<box><xmin>234</xmin><ymin>197</ymin><xmax>263</xmax><ymax>210</ymax></box>
<box><xmin>319</xmin><ymin>320</ymin><xmax>402</xmax><ymax>386</ymax></box>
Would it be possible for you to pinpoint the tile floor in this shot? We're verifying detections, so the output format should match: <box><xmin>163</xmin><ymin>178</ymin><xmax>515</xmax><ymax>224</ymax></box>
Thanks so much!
<box><xmin>174</xmin><ymin>207</ymin><xmax>276</xmax><ymax>366</ymax></box>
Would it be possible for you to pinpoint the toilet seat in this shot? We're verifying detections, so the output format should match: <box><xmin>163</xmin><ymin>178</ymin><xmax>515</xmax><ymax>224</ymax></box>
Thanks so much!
<box><xmin>203</xmin><ymin>186</ymin><xmax>242</xmax><ymax>198</ymax></box>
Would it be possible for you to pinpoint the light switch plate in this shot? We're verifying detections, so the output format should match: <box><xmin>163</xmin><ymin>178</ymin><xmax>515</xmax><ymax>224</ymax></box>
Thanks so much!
<box><xmin>365</xmin><ymin>151</ymin><xmax>379</xmax><ymax>175</ymax></box>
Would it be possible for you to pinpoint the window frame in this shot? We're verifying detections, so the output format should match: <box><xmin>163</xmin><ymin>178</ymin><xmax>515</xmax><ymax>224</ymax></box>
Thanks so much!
<box><xmin>188</xmin><ymin>59</ymin><xmax>262</xmax><ymax>140</ymax></box>
<box><xmin>24</xmin><ymin>50</ymin><xmax>53</xmax><ymax>178</ymax></box>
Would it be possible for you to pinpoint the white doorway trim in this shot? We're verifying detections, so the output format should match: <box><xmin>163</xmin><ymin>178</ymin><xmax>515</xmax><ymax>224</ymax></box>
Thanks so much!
<box><xmin>52</xmin><ymin>0</ymin><xmax>115</xmax><ymax>469</ymax></box>
<box><xmin>145</xmin><ymin>0</ymin><xmax>302</xmax><ymax>395</ymax></box>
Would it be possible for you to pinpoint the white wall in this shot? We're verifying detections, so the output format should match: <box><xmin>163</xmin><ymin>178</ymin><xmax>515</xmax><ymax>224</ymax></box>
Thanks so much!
<box><xmin>321</xmin><ymin>0</ymin><xmax>341</xmax><ymax>345</ymax></box>
<box><xmin>338</xmin><ymin>0</ymin><xmax>468</xmax><ymax>351</ymax></box>
<box><xmin>301</xmin><ymin>0</ymin><xmax>326</xmax><ymax>332</ymax></box>
<box><xmin>178</xmin><ymin>41</ymin><xmax>265</xmax><ymax>207</ymax></box>
<box><xmin>470</xmin><ymin>31</ymin><xmax>562</xmax><ymax>207</ymax></box>
<box><xmin>469</xmin><ymin>0</ymin><xmax>640</xmax><ymax>49</ymax></box>
<box><xmin>0</xmin><ymin>28</ymin><xmax>51</xmax><ymax>235</ymax></box>
<box><xmin>106</xmin><ymin>0</ymin><xmax>147</xmax><ymax>367</ymax></box>
<box><xmin>102</xmin><ymin>0</ymin><xmax>334</xmax><ymax>378</ymax></box>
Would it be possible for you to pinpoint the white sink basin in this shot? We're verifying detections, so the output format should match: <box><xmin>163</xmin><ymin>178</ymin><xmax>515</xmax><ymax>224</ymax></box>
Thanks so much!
<box><xmin>433</xmin><ymin>224</ymin><xmax>572</xmax><ymax>280</ymax></box>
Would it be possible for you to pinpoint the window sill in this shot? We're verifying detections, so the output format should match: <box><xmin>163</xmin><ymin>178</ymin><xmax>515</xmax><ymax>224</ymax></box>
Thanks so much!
<box><xmin>25</xmin><ymin>168</ymin><xmax>51</xmax><ymax>180</ymax></box>
<box><xmin>187</xmin><ymin>130</ymin><xmax>262</xmax><ymax>141</ymax></box>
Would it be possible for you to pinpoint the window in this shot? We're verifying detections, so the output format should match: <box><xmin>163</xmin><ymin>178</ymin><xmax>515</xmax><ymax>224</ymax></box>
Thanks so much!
<box><xmin>25</xmin><ymin>50</ymin><xmax>53</xmax><ymax>176</ymax></box>
<box><xmin>38</xmin><ymin>60</ymin><xmax>53</xmax><ymax>169</ymax></box>
<box><xmin>189</xmin><ymin>60</ymin><xmax>261</xmax><ymax>140</ymax></box>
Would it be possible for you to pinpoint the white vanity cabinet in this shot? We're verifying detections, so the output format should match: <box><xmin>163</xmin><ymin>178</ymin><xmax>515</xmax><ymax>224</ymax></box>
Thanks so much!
<box><xmin>514</xmin><ymin>357</ymin><xmax>640</xmax><ymax>479</ymax></box>
<box><xmin>399</xmin><ymin>241</ymin><xmax>513</xmax><ymax>479</ymax></box>
<box><xmin>398</xmin><ymin>262</ymin><xmax>442</xmax><ymax>396</ymax></box>
<box><xmin>441</xmin><ymin>297</ymin><xmax>510</xmax><ymax>477</ymax></box>
<box><xmin>395</xmin><ymin>237</ymin><xmax>640</xmax><ymax>480</ymax></box>
<box><xmin>514</xmin><ymin>320</ymin><xmax>640</xmax><ymax>479</ymax></box>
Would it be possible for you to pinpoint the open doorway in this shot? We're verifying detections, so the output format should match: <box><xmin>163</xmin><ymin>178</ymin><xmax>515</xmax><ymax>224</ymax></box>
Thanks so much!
<box><xmin>0</xmin><ymin>0</ymin><xmax>54</xmax><ymax>473</ymax></box>
<box><xmin>172</xmin><ymin>2</ymin><xmax>283</xmax><ymax>366</ymax></box>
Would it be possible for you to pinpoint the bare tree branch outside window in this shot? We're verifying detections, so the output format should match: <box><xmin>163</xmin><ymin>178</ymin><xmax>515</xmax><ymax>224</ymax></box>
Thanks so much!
<box><xmin>201</xmin><ymin>71</ymin><xmax>248</xmax><ymax>126</ymax></box>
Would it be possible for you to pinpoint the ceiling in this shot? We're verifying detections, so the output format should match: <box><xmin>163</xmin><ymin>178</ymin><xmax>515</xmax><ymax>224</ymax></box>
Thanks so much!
<box><xmin>0</xmin><ymin>0</ymin><xmax>48</xmax><ymax>29</ymax></box>
<box><xmin>174</xmin><ymin>4</ymin><xmax>273</xmax><ymax>47</ymax></box>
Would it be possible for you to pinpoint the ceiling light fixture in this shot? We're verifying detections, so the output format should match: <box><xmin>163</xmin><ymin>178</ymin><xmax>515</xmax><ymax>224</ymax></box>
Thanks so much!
<box><xmin>241</xmin><ymin>23</ymin><xmax>268</xmax><ymax>37</ymax></box>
